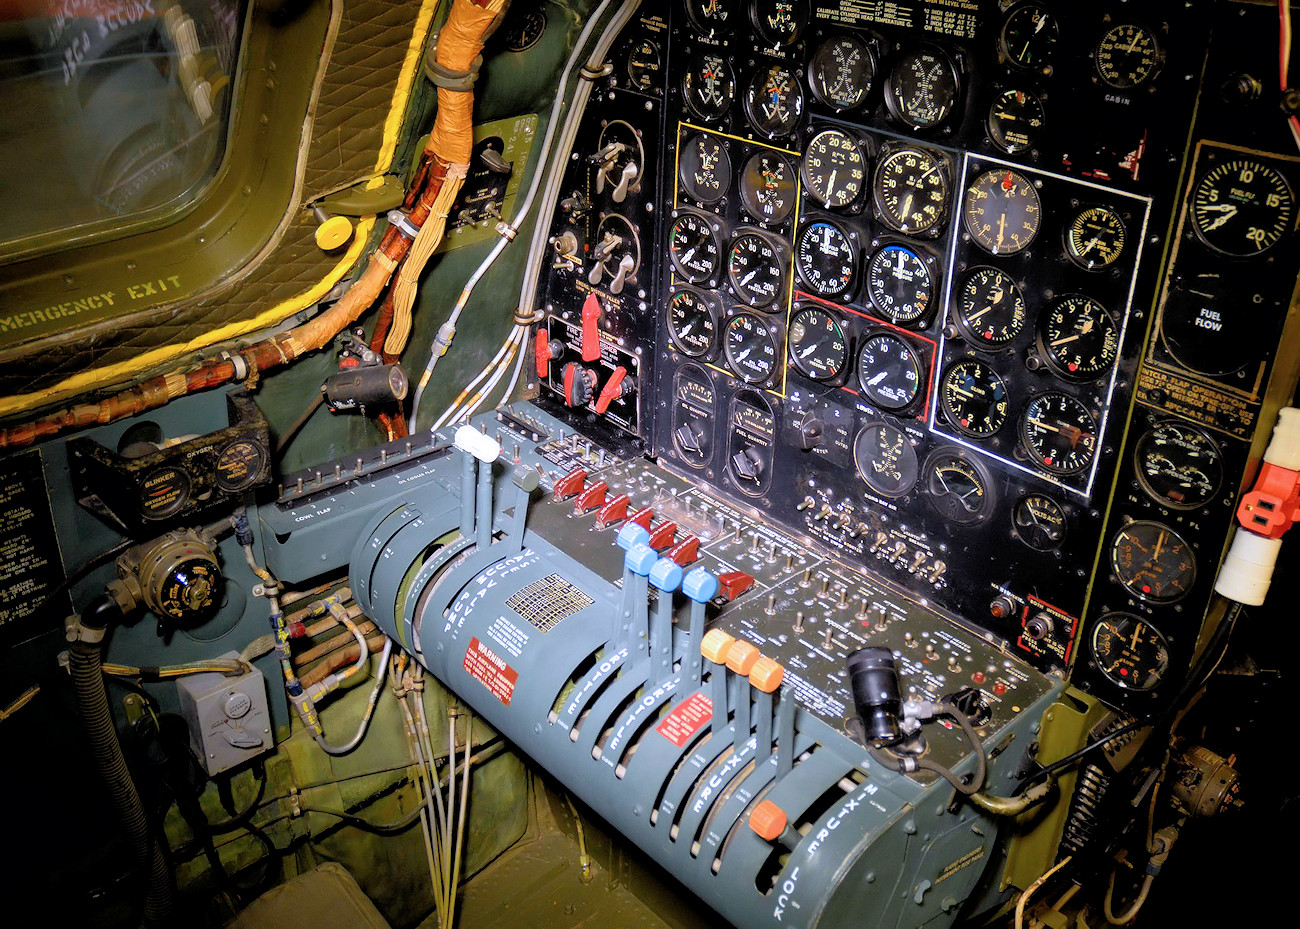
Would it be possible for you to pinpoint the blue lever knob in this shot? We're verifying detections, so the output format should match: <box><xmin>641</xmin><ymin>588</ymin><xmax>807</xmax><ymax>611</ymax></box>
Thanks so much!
<box><xmin>616</xmin><ymin>522</ymin><xmax>651</xmax><ymax>551</ymax></box>
<box><xmin>682</xmin><ymin>567</ymin><xmax>719</xmax><ymax>603</ymax></box>
<box><xmin>649</xmin><ymin>557</ymin><xmax>684</xmax><ymax>592</ymax></box>
<box><xmin>625</xmin><ymin>542</ymin><xmax>657</xmax><ymax>576</ymax></box>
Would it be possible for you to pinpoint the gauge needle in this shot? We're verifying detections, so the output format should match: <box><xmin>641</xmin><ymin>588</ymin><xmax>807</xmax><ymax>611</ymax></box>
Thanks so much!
<box><xmin>996</xmin><ymin>213</ymin><xmax>1007</xmax><ymax>249</ymax></box>
<box><xmin>827</xmin><ymin>170</ymin><xmax>838</xmax><ymax>195</ymax></box>
<box><xmin>1153</xmin><ymin>531</ymin><xmax>1166</xmax><ymax>560</ymax></box>
<box><xmin>681</xmin><ymin>245</ymin><xmax>697</xmax><ymax>264</ymax></box>
<box><xmin>799</xmin><ymin>343</ymin><xmax>820</xmax><ymax>359</ymax></box>
<box><xmin>741</xmin><ymin>269</ymin><xmax>759</xmax><ymax>285</ymax></box>
<box><xmin>968</xmin><ymin>306</ymin><xmax>993</xmax><ymax>323</ymax></box>
<box><xmin>1028</xmin><ymin>416</ymin><xmax>1059</xmax><ymax>433</ymax></box>
<box><xmin>735</xmin><ymin>345</ymin><xmax>754</xmax><ymax>362</ymax></box>
<box><xmin>1050</xmin><ymin>334</ymin><xmax>1081</xmax><ymax>347</ymax></box>
<box><xmin>1201</xmin><ymin>205</ymin><xmax>1238</xmax><ymax>231</ymax></box>
<box><xmin>900</xmin><ymin>193</ymin><xmax>914</xmax><ymax>219</ymax></box>
<box><xmin>868</xmin><ymin>371</ymin><xmax>889</xmax><ymax>386</ymax></box>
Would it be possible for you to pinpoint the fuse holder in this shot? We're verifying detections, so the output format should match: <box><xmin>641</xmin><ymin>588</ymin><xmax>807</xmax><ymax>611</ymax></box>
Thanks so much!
<box><xmin>749</xmin><ymin>656</ymin><xmax>785</xmax><ymax>694</ymax></box>
<box><xmin>575</xmin><ymin>480</ymin><xmax>608</xmax><ymax>512</ymax></box>
<box><xmin>716</xmin><ymin>570</ymin><xmax>755</xmax><ymax>602</ymax></box>
<box><xmin>667</xmin><ymin>534</ymin><xmax>700</xmax><ymax>566</ymax></box>
<box><xmin>581</xmin><ymin>293</ymin><xmax>603</xmax><ymax>362</ymax></box>
<box><xmin>554</xmin><ymin>468</ymin><xmax>587</xmax><ymax>499</ymax></box>
<box><xmin>648</xmin><ymin>520</ymin><xmax>678</xmax><ymax>550</ymax></box>
<box><xmin>627</xmin><ymin>506</ymin><xmax>654</xmax><ymax>530</ymax></box>
<box><xmin>726</xmin><ymin>639</ymin><xmax>760</xmax><ymax>676</ymax></box>
<box><xmin>598</xmin><ymin>493</ymin><xmax>631</xmax><ymax>527</ymax></box>
<box><xmin>594</xmin><ymin>366</ymin><xmax>629</xmax><ymax>415</ymax></box>
<box><xmin>749</xmin><ymin>800</ymin><xmax>789</xmax><ymax>843</ymax></box>
<box><xmin>700</xmin><ymin>629</ymin><xmax>735</xmax><ymax>664</ymax></box>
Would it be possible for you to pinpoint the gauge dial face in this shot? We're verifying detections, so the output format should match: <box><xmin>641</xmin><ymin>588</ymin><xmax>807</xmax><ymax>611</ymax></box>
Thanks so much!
<box><xmin>866</xmin><ymin>244</ymin><xmax>933</xmax><ymax>326</ymax></box>
<box><xmin>729</xmin><ymin>391</ymin><xmax>776</xmax><ymax>495</ymax></box>
<box><xmin>140</xmin><ymin>466</ymin><xmax>192</xmax><ymax>519</ymax></box>
<box><xmin>724</xmin><ymin>312</ymin><xmax>781</xmax><ymax>383</ymax></box>
<box><xmin>872</xmin><ymin>147</ymin><xmax>950</xmax><ymax>235</ymax></box>
<box><xmin>1013</xmin><ymin>494</ymin><xmax>1067</xmax><ymax>550</ymax></box>
<box><xmin>751</xmin><ymin>0</ymin><xmax>808</xmax><ymax>47</ymax></box>
<box><xmin>683</xmin><ymin>52</ymin><xmax>737</xmax><ymax>121</ymax></box>
<box><xmin>1190</xmin><ymin>159</ymin><xmax>1296</xmax><ymax>256</ymax></box>
<box><xmin>739</xmin><ymin>151</ymin><xmax>798</xmax><ymax>224</ymax></box>
<box><xmin>627</xmin><ymin>40</ymin><xmax>662</xmax><ymax>90</ymax></box>
<box><xmin>215</xmin><ymin>439</ymin><xmax>267</xmax><ymax>492</ymax></box>
<box><xmin>885</xmin><ymin>46</ymin><xmax>961</xmax><ymax>130</ymax></box>
<box><xmin>1091</xmin><ymin>614</ymin><xmax>1170</xmax><ymax>691</ymax></box>
<box><xmin>954</xmin><ymin>267</ymin><xmax>1027</xmax><ymax>347</ymax></box>
<box><xmin>925</xmin><ymin>449</ymin><xmax>994</xmax><ymax>525</ymax></box>
<box><xmin>1000</xmin><ymin>4</ymin><xmax>1059</xmax><ymax>69</ymax></box>
<box><xmin>674</xmin><ymin>365</ymin><xmax>716</xmax><ymax>467</ymax></box>
<box><xmin>801</xmin><ymin>129</ymin><xmax>868</xmax><ymax>209</ymax></box>
<box><xmin>728</xmin><ymin>231</ymin><xmax>785</xmax><ymax>306</ymax></box>
<box><xmin>1095</xmin><ymin>23</ymin><xmax>1162</xmax><ymax>90</ymax></box>
<box><xmin>1135</xmin><ymin>423</ymin><xmax>1223</xmax><ymax>509</ymax></box>
<box><xmin>668</xmin><ymin>289</ymin><xmax>718</xmax><ymax>357</ymax></box>
<box><xmin>1110</xmin><ymin>521</ymin><xmax>1196</xmax><ymax>603</ymax></box>
<box><xmin>795</xmin><ymin>220</ymin><xmax>857</xmax><ymax>298</ymax></box>
<box><xmin>1038</xmin><ymin>295</ymin><xmax>1119</xmax><ymax>381</ymax></box>
<box><xmin>745</xmin><ymin>64</ymin><xmax>804</xmax><ymax>138</ymax></box>
<box><xmin>858</xmin><ymin>333</ymin><xmax>924</xmax><ymax>411</ymax></box>
<box><xmin>678</xmin><ymin>133</ymin><xmax>733</xmax><ymax>204</ymax></box>
<box><xmin>1021</xmin><ymin>392</ymin><xmax>1098</xmax><ymax>475</ymax></box>
<box><xmin>686</xmin><ymin>0</ymin><xmax>737</xmax><ymax>33</ymax></box>
<box><xmin>1065</xmin><ymin>206</ymin><xmax>1126</xmax><ymax>270</ymax></box>
<box><xmin>987</xmin><ymin>89</ymin><xmax>1044</xmax><ymax>155</ymax></box>
<box><xmin>668</xmin><ymin>212</ymin><xmax>721</xmax><ymax>283</ymax></box>
<box><xmin>963</xmin><ymin>168</ymin><xmax>1041</xmax><ymax>255</ymax></box>
<box><xmin>855</xmin><ymin>422</ymin><xmax>919</xmax><ymax>497</ymax></box>
<box><xmin>940</xmin><ymin>359</ymin><xmax>1009</xmax><ymax>437</ymax></box>
<box><xmin>788</xmin><ymin>306</ymin><xmax>848</xmax><ymax>381</ymax></box>
<box><xmin>809</xmin><ymin>35</ymin><xmax>875</xmax><ymax>111</ymax></box>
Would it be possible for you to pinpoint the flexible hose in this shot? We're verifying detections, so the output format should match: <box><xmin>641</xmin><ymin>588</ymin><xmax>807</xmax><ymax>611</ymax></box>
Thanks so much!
<box><xmin>311</xmin><ymin>637</ymin><xmax>394</xmax><ymax>756</ymax></box>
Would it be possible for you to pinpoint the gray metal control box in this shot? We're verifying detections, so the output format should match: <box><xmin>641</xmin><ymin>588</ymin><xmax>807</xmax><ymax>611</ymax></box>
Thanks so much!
<box><xmin>176</xmin><ymin>652</ymin><xmax>272</xmax><ymax>775</ymax></box>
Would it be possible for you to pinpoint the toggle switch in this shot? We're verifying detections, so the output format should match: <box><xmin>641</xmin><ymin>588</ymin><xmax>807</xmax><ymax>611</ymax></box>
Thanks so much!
<box><xmin>581</xmin><ymin>293</ymin><xmax>603</xmax><ymax>362</ymax></box>
<box><xmin>554</xmin><ymin>467</ymin><xmax>587</xmax><ymax>499</ymax></box>
<box><xmin>597</xmin><ymin>493</ymin><xmax>631</xmax><ymax>528</ymax></box>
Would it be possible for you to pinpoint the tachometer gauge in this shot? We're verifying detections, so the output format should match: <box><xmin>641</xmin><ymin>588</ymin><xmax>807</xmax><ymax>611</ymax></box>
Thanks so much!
<box><xmin>987</xmin><ymin>89</ymin><xmax>1044</xmax><ymax>155</ymax></box>
<box><xmin>884</xmin><ymin>45</ymin><xmax>961</xmax><ymax>130</ymax></box>
<box><xmin>1094</xmin><ymin>23</ymin><xmax>1162</xmax><ymax>90</ymax></box>
<box><xmin>1000</xmin><ymin>4</ymin><xmax>1059</xmax><ymax>70</ymax></box>
<box><xmin>1037</xmin><ymin>295</ymin><xmax>1119</xmax><ymax>381</ymax></box>
<box><xmin>745</xmin><ymin>64</ymin><xmax>804</xmax><ymax>138</ymax></box>
<box><xmin>788</xmin><ymin>306</ymin><xmax>848</xmax><ymax>381</ymax></box>
<box><xmin>809</xmin><ymin>35</ymin><xmax>875</xmax><ymax>111</ymax></box>
<box><xmin>686</xmin><ymin>0</ymin><xmax>737</xmax><ymax>33</ymax></box>
<box><xmin>1110</xmin><ymin>521</ymin><xmax>1196</xmax><ymax>603</ymax></box>
<box><xmin>1190</xmin><ymin>158</ymin><xmax>1295</xmax><ymax>256</ymax></box>
<box><xmin>678</xmin><ymin>133</ymin><xmax>732</xmax><ymax>205</ymax></box>
<box><xmin>627</xmin><ymin>40</ymin><xmax>662</xmax><ymax>91</ymax></box>
<box><xmin>866</xmin><ymin>244</ymin><xmax>933</xmax><ymax>326</ymax></box>
<box><xmin>858</xmin><ymin>332</ymin><xmax>924</xmax><ymax>412</ymax></box>
<box><xmin>854</xmin><ymin>422</ymin><xmax>919</xmax><ymax>497</ymax></box>
<box><xmin>872</xmin><ymin>146</ymin><xmax>950</xmax><ymax>235</ymax></box>
<box><xmin>1091</xmin><ymin>613</ymin><xmax>1170</xmax><ymax>691</ymax></box>
<box><xmin>795</xmin><ymin>220</ymin><xmax>857</xmax><ymax>299</ymax></box>
<box><xmin>1135</xmin><ymin>422</ymin><xmax>1223</xmax><ymax>509</ymax></box>
<box><xmin>739</xmin><ymin>151</ymin><xmax>798</xmax><ymax>224</ymax></box>
<box><xmin>924</xmin><ymin>449</ymin><xmax>995</xmax><ymax>525</ymax></box>
<box><xmin>750</xmin><ymin>0</ymin><xmax>808</xmax><ymax>47</ymax></box>
<box><xmin>683</xmin><ymin>52</ymin><xmax>737</xmax><ymax>122</ymax></box>
<box><xmin>963</xmin><ymin>167</ymin><xmax>1041</xmax><ymax>255</ymax></box>
<box><xmin>724</xmin><ymin>312</ymin><xmax>781</xmax><ymax>383</ymax></box>
<box><xmin>728</xmin><ymin>231</ymin><xmax>786</xmax><ymax>307</ymax></box>
<box><xmin>668</xmin><ymin>289</ymin><xmax>719</xmax><ymax>357</ymax></box>
<box><xmin>668</xmin><ymin>212</ymin><xmax>721</xmax><ymax>283</ymax></box>
<box><xmin>939</xmin><ymin>359</ymin><xmax>1009</xmax><ymax>437</ymax></box>
<box><xmin>1020</xmin><ymin>392</ymin><xmax>1098</xmax><ymax>475</ymax></box>
<box><xmin>801</xmin><ymin>128</ymin><xmax>868</xmax><ymax>209</ymax></box>
<box><xmin>954</xmin><ymin>267</ymin><xmax>1027</xmax><ymax>347</ymax></box>
<box><xmin>1064</xmin><ymin>205</ymin><xmax>1126</xmax><ymax>270</ymax></box>
<box><xmin>1013</xmin><ymin>493</ymin><xmax>1067</xmax><ymax>550</ymax></box>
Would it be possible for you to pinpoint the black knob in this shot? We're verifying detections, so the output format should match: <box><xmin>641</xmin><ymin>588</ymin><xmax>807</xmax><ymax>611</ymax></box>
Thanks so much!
<box><xmin>1025</xmin><ymin>611</ymin><xmax>1055</xmax><ymax>642</ymax></box>
<box><xmin>847</xmin><ymin>647</ymin><xmax>903</xmax><ymax>747</ymax></box>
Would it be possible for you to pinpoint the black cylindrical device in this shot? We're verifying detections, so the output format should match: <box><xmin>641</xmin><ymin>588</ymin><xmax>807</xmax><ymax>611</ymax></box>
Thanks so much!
<box><xmin>847</xmin><ymin>646</ymin><xmax>903</xmax><ymax>746</ymax></box>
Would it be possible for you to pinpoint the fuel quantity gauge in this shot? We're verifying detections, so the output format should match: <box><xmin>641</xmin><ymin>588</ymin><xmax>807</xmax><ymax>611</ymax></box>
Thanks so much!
<box><xmin>1135</xmin><ymin>423</ymin><xmax>1223</xmax><ymax>509</ymax></box>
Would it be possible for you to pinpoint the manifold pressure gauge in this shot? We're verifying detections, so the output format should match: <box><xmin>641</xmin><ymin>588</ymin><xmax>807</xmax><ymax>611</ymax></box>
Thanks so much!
<box><xmin>802</xmin><ymin>128</ymin><xmax>868</xmax><ymax>209</ymax></box>
<box><xmin>866</xmin><ymin>244</ymin><xmax>933</xmax><ymax>326</ymax></box>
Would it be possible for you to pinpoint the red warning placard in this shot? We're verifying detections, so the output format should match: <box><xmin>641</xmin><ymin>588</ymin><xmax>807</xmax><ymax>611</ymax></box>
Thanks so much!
<box><xmin>655</xmin><ymin>692</ymin><xmax>712</xmax><ymax>748</ymax></box>
<box><xmin>463</xmin><ymin>637</ymin><xmax>519</xmax><ymax>706</ymax></box>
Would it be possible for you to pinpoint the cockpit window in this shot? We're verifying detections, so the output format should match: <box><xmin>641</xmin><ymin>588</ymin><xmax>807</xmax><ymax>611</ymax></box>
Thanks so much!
<box><xmin>0</xmin><ymin>0</ymin><xmax>244</xmax><ymax>249</ymax></box>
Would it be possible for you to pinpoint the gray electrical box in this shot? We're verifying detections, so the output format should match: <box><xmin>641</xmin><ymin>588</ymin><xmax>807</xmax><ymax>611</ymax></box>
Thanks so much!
<box><xmin>176</xmin><ymin>652</ymin><xmax>272</xmax><ymax>775</ymax></box>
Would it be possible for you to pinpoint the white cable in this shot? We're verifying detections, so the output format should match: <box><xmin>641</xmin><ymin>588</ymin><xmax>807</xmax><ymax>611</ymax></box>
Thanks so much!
<box><xmin>435</xmin><ymin>329</ymin><xmax>526</xmax><ymax>428</ymax></box>
<box><xmin>430</xmin><ymin>330</ymin><xmax>522</xmax><ymax>430</ymax></box>
<box><xmin>312</xmin><ymin>637</ymin><xmax>393</xmax><ymax>756</ymax></box>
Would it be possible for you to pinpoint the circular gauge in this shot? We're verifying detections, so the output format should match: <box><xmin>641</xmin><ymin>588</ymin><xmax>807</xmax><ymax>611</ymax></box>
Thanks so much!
<box><xmin>1020</xmin><ymin>392</ymin><xmax>1098</xmax><ymax>475</ymax></box>
<box><xmin>795</xmin><ymin>220</ymin><xmax>857</xmax><ymax>298</ymax></box>
<box><xmin>1190</xmin><ymin>158</ymin><xmax>1296</xmax><ymax>256</ymax></box>
<box><xmin>987</xmin><ymin>88</ymin><xmax>1044</xmax><ymax>155</ymax></box>
<box><xmin>939</xmin><ymin>359</ymin><xmax>1009</xmax><ymax>437</ymax></box>
<box><xmin>854</xmin><ymin>422</ymin><xmax>919</xmax><ymax>497</ymax></box>
<box><xmin>668</xmin><ymin>289</ymin><xmax>719</xmax><ymax>357</ymax></box>
<box><xmin>884</xmin><ymin>45</ymin><xmax>961</xmax><ymax>130</ymax></box>
<box><xmin>683</xmin><ymin>52</ymin><xmax>737</xmax><ymax>122</ymax></box>
<box><xmin>1160</xmin><ymin>271</ymin><xmax>1253</xmax><ymax>376</ymax></box>
<box><xmin>801</xmin><ymin>128</ymin><xmax>868</xmax><ymax>209</ymax></box>
<box><xmin>729</xmin><ymin>391</ymin><xmax>776</xmax><ymax>494</ymax></box>
<box><xmin>1000</xmin><ymin>4</ymin><xmax>1059</xmax><ymax>70</ymax></box>
<box><xmin>728</xmin><ymin>231</ymin><xmax>785</xmax><ymax>306</ymax></box>
<box><xmin>954</xmin><ymin>267</ymin><xmax>1028</xmax><ymax>347</ymax></box>
<box><xmin>788</xmin><ymin>306</ymin><xmax>848</xmax><ymax>381</ymax></box>
<box><xmin>751</xmin><ymin>0</ymin><xmax>808</xmax><ymax>47</ymax></box>
<box><xmin>872</xmin><ymin>146</ymin><xmax>950</xmax><ymax>236</ymax></box>
<box><xmin>924</xmin><ymin>449</ymin><xmax>995</xmax><ymax>525</ymax></box>
<box><xmin>215</xmin><ymin>439</ymin><xmax>267</xmax><ymax>493</ymax></box>
<box><xmin>139</xmin><ymin>465</ymin><xmax>192</xmax><ymax>519</ymax></box>
<box><xmin>1091</xmin><ymin>613</ymin><xmax>1170</xmax><ymax>691</ymax></box>
<box><xmin>724</xmin><ymin>312</ymin><xmax>781</xmax><ymax>383</ymax></box>
<box><xmin>809</xmin><ymin>35</ymin><xmax>875</xmax><ymax>111</ymax></box>
<box><xmin>963</xmin><ymin>167</ymin><xmax>1041</xmax><ymax>255</ymax></box>
<box><xmin>668</xmin><ymin>212</ymin><xmax>721</xmax><ymax>283</ymax></box>
<box><xmin>627</xmin><ymin>40</ymin><xmax>662</xmax><ymax>90</ymax></box>
<box><xmin>1095</xmin><ymin>23</ymin><xmax>1162</xmax><ymax>90</ymax></box>
<box><xmin>744</xmin><ymin>64</ymin><xmax>804</xmax><ymax>139</ymax></box>
<box><xmin>678</xmin><ymin>133</ymin><xmax>733</xmax><ymax>205</ymax></box>
<box><xmin>1038</xmin><ymin>295</ymin><xmax>1119</xmax><ymax>381</ymax></box>
<box><xmin>673</xmin><ymin>364</ymin><xmax>715</xmax><ymax>468</ymax></box>
<box><xmin>858</xmin><ymin>332</ymin><xmax>924</xmax><ymax>411</ymax></box>
<box><xmin>504</xmin><ymin>9</ymin><xmax>547</xmax><ymax>52</ymax></box>
<box><xmin>866</xmin><ymin>245</ymin><xmax>933</xmax><ymax>326</ymax></box>
<box><xmin>1110</xmin><ymin>521</ymin><xmax>1196</xmax><ymax>603</ymax></box>
<box><xmin>686</xmin><ymin>0</ymin><xmax>737</xmax><ymax>33</ymax></box>
<box><xmin>739</xmin><ymin>151</ymin><xmax>798</xmax><ymax>224</ymax></box>
<box><xmin>1065</xmin><ymin>205</ymin><xmax>1127</xmax><ymax>270</ymax></box>
<box><xmin>1135</xmin><ymin>423</ymin><xmax>1223</xmax><ymax>509</ymax></box>
<box><xmin>1013</xmin><ymin>494</ymin><xmax>1067</xmax><ymax>550</ymax></box>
